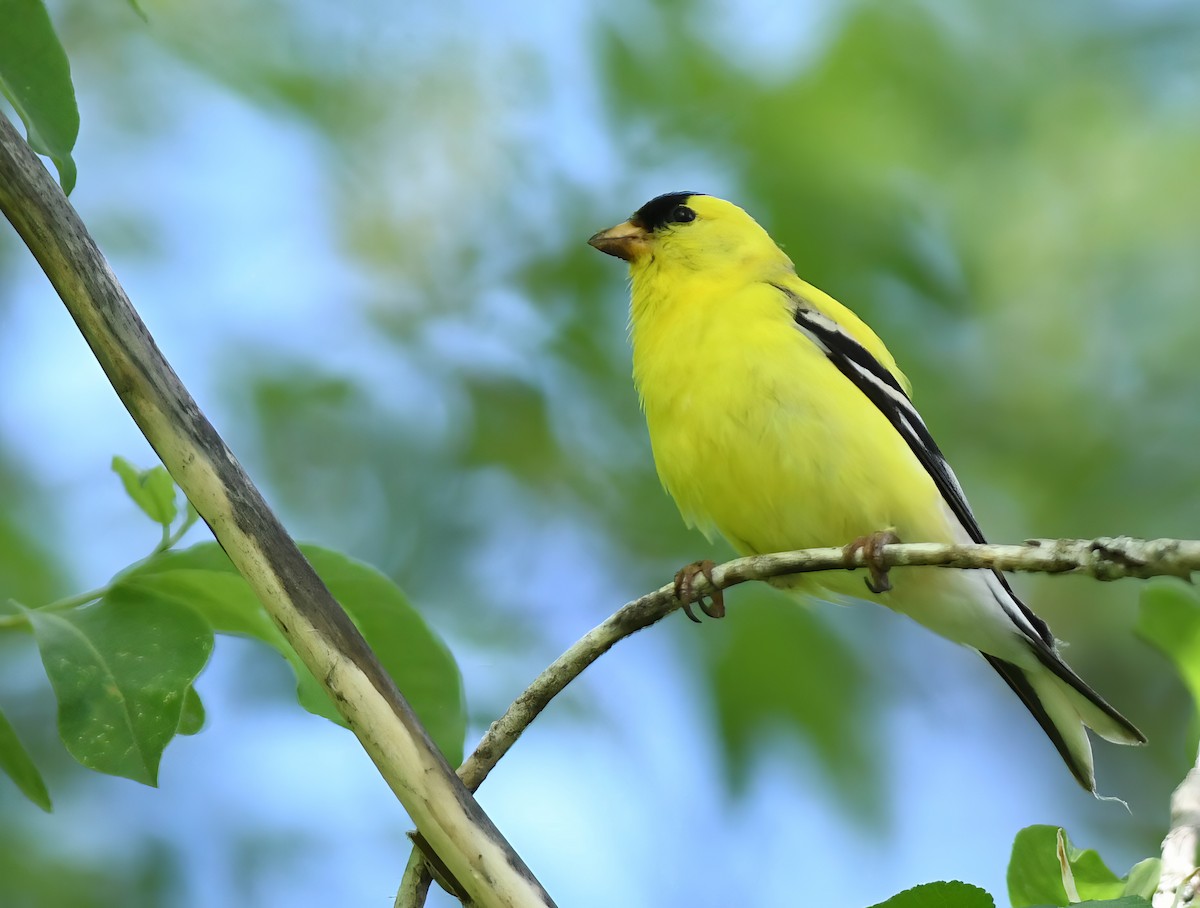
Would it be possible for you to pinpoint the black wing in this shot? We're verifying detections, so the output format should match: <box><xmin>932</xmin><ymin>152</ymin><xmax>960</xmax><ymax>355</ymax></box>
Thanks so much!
<box><xmin>775</xmin><ymin>283</ymin><xmax>1053</xmax><ymax>647</ymax></box>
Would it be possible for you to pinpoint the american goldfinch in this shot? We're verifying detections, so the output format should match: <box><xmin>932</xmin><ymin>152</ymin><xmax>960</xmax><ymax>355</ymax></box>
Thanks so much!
<box><xmin>588</xmin><ymin>192</ymin><xmax>1144</xmax><ymax>792</ymax></box>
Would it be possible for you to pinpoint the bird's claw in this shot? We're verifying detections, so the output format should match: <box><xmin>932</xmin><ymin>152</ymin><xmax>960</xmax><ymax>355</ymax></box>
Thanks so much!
<box><xmin>673</xmin><ymin>559</ymin><xmax>725</xmax><ymax>622</ymax></box>
<box><xmin>844</xmin><ymin>530</ymin><xmax>901</xmax><ymax>594</ymax></box>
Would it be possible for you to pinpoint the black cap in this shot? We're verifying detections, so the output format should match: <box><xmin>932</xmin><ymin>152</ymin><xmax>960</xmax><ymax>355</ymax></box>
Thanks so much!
<box><xmin>632</xmin><ymin>192</ymin><xmax>705</xmax><ymax>230</ymax></box>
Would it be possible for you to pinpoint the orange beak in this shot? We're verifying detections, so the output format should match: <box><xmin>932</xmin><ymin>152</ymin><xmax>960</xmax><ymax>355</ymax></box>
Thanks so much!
<box><xmin>587</xmin><ymin>219</ymin><xmax>650</xmax><ymax>262</ymax></box>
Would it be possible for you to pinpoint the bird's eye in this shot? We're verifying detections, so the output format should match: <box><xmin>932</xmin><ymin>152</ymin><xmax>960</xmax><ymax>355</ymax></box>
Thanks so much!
<box><xmin>670</xmin><ymin>205</ymin><xmax>696</xmax><ymax>224</ymax></box>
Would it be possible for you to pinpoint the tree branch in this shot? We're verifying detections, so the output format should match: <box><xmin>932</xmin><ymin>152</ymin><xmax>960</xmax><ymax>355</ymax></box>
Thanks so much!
<box><xmin>395</xmin><ymin>847</ymin><xmax>435</xmax><ymax>908</ymax></box>
<box><xmin>0</xmin><ymin>115</ymin><xmax>554</xmax><ymax>908</ymax></box>
<box><xmin>1155</xmin><ymin>746</ymin><xmax>1200</xmax><ymax>908</ymax></box>
<box><xmin>398</xmin><ymin>535</ymin><xmax>1199</xmax><ymax>902</ymax></box>
<box><xmin>465</xmin><ymin>535</ymin><xmax>1195</xmax><ymax>787</ymax></box>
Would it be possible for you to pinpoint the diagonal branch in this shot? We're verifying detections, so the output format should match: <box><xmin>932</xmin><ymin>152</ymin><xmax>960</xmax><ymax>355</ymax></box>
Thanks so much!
<box><xmin>0</xmin><ymin>114</ymin><xmax>554</xmax><ymax>908</ymax></box>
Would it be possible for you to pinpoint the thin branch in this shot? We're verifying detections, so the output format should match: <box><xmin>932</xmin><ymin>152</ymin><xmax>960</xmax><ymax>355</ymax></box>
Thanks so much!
<box><xmin>395</xmin><ymin>847</ymin><xmax>434</xmax><ymax>908</ymax></box>
<box><xmin>0</xmin><ymin>115</ymin><xmax>553</xmax><ymax>908</ymax></box>
<box><xmin>463</xmin><ymin>535</ymin><xmax>1196</xmax><ymax>789</ymax></box>
<box><xmin>155</xmin><ymin>502</ymin><xmax>201</xmax><ymax>554</ymax></box>
<box><xmin>1155</xmin><ymin>746</ymin><xmax>1200</xmax><ymax>908</ymax></box>
<box><xmin>458</xmin><ymin>578</ymin><xmax>677</xmax><ymax>791</ymax></box>
<box><xmin>396</xmin><ymin>535</ymin><xmax>1200</xmax><ymax>901</ymax></box>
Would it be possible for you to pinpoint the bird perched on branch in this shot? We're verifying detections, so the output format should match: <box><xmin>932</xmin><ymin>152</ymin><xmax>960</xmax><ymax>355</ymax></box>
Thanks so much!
<box><xmin>588</xmin><ymin>191</ymin><xmax>1144</xmax><ymax>792</ymax></box>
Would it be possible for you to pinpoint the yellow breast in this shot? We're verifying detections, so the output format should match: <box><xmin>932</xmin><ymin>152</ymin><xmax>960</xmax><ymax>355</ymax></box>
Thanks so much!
<box><xmin>631</xmin><ymin>276</ymin><xmax>953</xmax><ymax>560</ymax></box>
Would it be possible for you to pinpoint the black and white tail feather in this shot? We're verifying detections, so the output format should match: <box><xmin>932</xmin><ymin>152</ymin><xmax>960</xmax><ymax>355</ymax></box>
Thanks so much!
<box><xmin>778</xmin><ymin>284</ymin><xmax>1145</xmax><ymax>792</ymax></box>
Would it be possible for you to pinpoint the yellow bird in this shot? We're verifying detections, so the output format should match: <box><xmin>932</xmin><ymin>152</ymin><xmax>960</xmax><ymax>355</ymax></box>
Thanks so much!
<box><xmin>588</xmin><ymin>191</ymin><xmax>1144</xmax><ymax>792</ymax></box>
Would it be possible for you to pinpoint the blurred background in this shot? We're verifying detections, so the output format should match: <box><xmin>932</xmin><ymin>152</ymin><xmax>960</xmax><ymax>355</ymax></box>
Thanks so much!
<box><xmin>2</xmin><ymin>0</ymin><xmax>1199</xmax><ymax>904</ymax></box>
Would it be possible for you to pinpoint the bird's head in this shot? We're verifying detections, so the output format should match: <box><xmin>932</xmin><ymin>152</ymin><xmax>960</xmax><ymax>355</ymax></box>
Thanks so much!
<box><xmin>588</xmin><ymin>192</ymin><xmax>792</xmax><ymax>278</ymax></box>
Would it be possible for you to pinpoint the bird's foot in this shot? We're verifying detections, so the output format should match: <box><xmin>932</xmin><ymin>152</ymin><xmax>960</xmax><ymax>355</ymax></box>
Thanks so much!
<box><xmin>673</xmin><ymin>559</ymin><xmax>725</xmax><ymax>622</ymax></box>
<box><xmin>844</xmin><ymin>530</ymin><xmax>901</xmax><ymax>594</ymax></box>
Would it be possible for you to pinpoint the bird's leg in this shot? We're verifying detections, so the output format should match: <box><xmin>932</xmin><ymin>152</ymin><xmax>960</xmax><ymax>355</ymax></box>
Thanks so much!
<box><xmin>844</xmin><ymin>530</ymin><xmax>901</xmax><ymax>594</ymax></box>
<box><xmin>673</xmin><ymin>559</ymin><xmax>725</xmax><ymax>622</ymax></box>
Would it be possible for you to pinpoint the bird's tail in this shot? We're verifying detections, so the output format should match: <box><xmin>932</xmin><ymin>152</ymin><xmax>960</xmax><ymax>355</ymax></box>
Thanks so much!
<box><xmin>984</xmin><ymin>651</ymin><xmax>1145</xmax><ymax>792</ymax></box>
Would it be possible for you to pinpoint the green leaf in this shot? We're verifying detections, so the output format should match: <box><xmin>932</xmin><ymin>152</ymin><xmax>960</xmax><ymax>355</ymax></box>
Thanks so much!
<box><xmin>867</xmin><ymin>881</ymin><xmax>995</xmax><ymax>908</ymax></box>
<box><xmin>0</xmin><ymin>0</ymin><xmax>78</xmax><ymax>192</ymax></box>
<box><xmin>22</xmin><ymin>588</ymin><xmax>212</xmax><ymax>785</ymax></box>
<box><xmin>177</xmin><ymin>686</ymin><xmax>205</xmax><ymax>736</ymax></box>
<box><xmin>1137</xmin><ymin>583</ymin><xmax>1200</xmax><ymax>710</ymax></box>
<box><xmin>0</xmin><ymin>705</ymin><xmax>51</xmax><ymax>811</ymax></box>
<box><xmin>1120</xmin><ymin>859</ymin><xmax>1160</xmax><ymax>900</ymax></box>
<box><xmin>116</xmin><ymin>542</ymin><xmax>467</xmax><ymax>764</ymax></box>
<box><xmin>1009</xmin><ymin>825</ymin><xmax>1074</xmax><ymax>905</ymax></box>
<box><xmin>1008</xmin><ymin>826</ymin><xmax>1128</xmax><ymax>907</ymax></box>
<box><xmin>1073</xmin><ymin>899</ymin><xmax>1152</xmax><ymax>907</ymax></box>
<box><xmin>111</xmin><ymin>457</ymin><xmax>179</xmax><ymax>528</ymax></box>
<box><xmin>0</xmin><ymin>515</ymin><xmax>66</xmax><ymax>609</ymax></box>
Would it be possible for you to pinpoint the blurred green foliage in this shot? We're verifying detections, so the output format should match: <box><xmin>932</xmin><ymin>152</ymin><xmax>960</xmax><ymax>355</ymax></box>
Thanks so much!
<box><xmin>3</xmin><ymin>0</ymin><xmax>1200</xmax><ymax>904</ymax></box>
<box><xmin>1138</xmin><ymin>583</ymin><xmax>1200</xmax><ymax>711</ymax></box>
<box><xmin>0</xmin><ymin>828</ymin><xmax>176</xmax><ymax>908</ymax></box>
<box><xmin>705</xmin><ymin>591</ymin><xmax>879</xmax><ymax>819</ymax></box>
